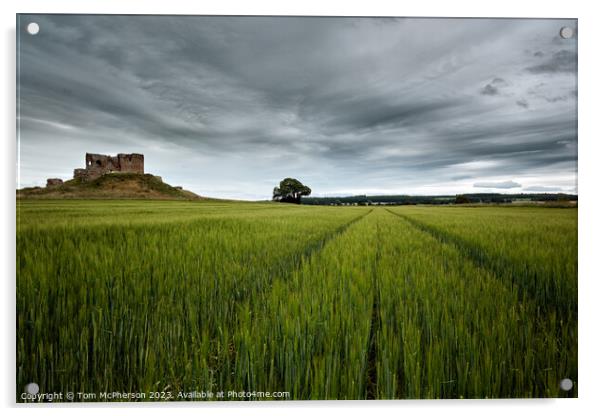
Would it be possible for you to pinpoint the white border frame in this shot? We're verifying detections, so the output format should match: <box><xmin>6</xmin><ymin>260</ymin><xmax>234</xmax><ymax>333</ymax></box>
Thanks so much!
<box><xmin>3</xmin><ymin>1</ymin><xmax>601</xmax><ymax>415</ymax></box>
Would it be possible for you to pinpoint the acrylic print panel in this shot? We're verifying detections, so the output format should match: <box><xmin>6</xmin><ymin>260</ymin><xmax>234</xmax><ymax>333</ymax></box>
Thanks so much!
<box><xmin>16</xmin><ymin>15</ymin><xmax>577</xmax><ymax>402</ymax></box>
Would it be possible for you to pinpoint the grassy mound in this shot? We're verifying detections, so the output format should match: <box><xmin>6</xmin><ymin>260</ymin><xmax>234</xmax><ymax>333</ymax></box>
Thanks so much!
<box><xmin>17</xmin><ymin>173</ymin><xmax>202</xmax><ymax>200</ymax></box>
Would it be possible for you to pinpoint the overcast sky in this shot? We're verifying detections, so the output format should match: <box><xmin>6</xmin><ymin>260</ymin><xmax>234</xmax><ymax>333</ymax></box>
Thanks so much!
<box><xmin>17</xmin><ymin>15</ymin><xmax>577</xmax><ymax>199</ymax></box>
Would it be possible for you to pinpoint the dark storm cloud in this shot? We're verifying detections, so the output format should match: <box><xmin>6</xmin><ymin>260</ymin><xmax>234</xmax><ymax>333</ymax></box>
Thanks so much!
<box><xmin>516</xmin><ymin>99</ymin><xmax>529</xmax><ymax>108</ymax></box>
<box><xmin>313</xmin><ymin>96</ymin><xmax>468</xmax><ymax>134</ymax></box>
<box><xmin>17</xmin><ymin>15</ymin><xmax>578</xmax><ymax>198</ymax></box>
<box><xmin>451</xmin><ymin>174</ymin><xmax>472</xmax><ymax>181</ymax></box>
<box><xmin>480</xmin><ymin>77</ymin><xmax>507</xmax><ymax>96</ymax></box>
<box><xmin>545</xmin><ymin>95</ymin><xmax>571</xmax><ymax>103</ymax></box>
<box><xmin>480</xmin><ymin>84</ymin><xmax>499</xmax><ymax>96</ymax></box>
<box><xmin>526</xmin><ymin>50</ymin><xmax>577</xmax><ymax>73</ymax></box>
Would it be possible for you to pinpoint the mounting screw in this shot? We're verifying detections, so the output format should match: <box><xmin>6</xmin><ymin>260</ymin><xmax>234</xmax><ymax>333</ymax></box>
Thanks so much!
<box><xmin>26</xmin><ymin>22</ymin><xmax>40</xmax><ymax>35</ymax></box>
<box><xmin>559</xmin><ymin>27</ymin><xmax>574</xmax><ymax>39</ymax></box>
<box><xmin>559</xmin><ymin>378</ymin><xmax>574</xmax><ymax>391</ymax></box>
<box><xmin>25</xmin><ymin>382</ymin><xmax>39</xmax><ymax>394</ymax></box>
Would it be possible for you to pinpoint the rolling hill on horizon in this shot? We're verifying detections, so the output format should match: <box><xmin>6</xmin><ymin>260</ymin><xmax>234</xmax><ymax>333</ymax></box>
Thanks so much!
<box><xmin>17</xmin><ymin>173</ymin><xmax>202</xmax><ymax>200</ymax></box>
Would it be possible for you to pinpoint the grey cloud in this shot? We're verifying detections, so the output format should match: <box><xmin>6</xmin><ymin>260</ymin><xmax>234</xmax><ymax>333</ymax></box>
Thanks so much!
<box><xmin>523</xmin><ymin>185</ymin><xmax>563</xmax><ymax>192</ymax></box>
<box><xmin>481</xmin><ymin>84</ymin><xmax>499</xmax><ymax>96</ymax></box>
<box><xmin>17</xmin><ymin>15</ymin><xmax>578</xmax><ymax>198</ymax></box>
<box><xmin>311</xmin><ymin>96</ymin><xmax>468</xmax><ymax>135</ymax></box>
<box><xmin>451</xmin><ymin>174</ymin><xmax>473</xmax><ymax>181</ymax></box>
<box><xmin>516</xmin><ymin>99</ymin><xmax>529</xmax><ymax>108</ymax></box>
<box><xmin>545</xmin><ymin>95</ymin><xmax>570</xmax><ymax>103</ymax></box>
<box><xmin>526</xmin><ymin>50</ymin><xmax>577</xmax><ymax>74</ymax></box>
<box><xmin>480</xmin><ymin>77</ymin><xmax>507</xmax><ymax>96</ymax></box>
<box><xmin>474</xmin><ymin>181</ymin><xmax>522</xmax><ymax>189</ymax></box>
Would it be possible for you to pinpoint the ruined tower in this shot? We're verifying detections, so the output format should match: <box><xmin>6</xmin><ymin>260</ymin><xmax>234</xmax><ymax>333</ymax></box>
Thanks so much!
<box><xmin>73</xmin><ymin>153</ymin><xmax>144</xmax><ymax>182</ymax></box>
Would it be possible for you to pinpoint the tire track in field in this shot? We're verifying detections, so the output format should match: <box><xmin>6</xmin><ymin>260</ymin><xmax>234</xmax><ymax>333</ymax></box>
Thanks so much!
<box><xmin>255</xmin><ymin>208</ymin><xmax>374</xmax><ymax>296</ymax></box>
<box><xmin>366</xmin><ymin>218</ymin><xmax>382</xmax><ymax>399</ymax></box>
<box><xmin>240</xmin><ymin>207</ymin><xmax>374</xmax><ymax>312</ymax></box>
<box><xmin>222</xmin><ymin>208</ymin><xmax>375</xmax><ymax>390</ymax></box>
<box><xmin>289</xmin><ymin>208</ymin><xmax>374</xmax><ymax>275</ymax></box>
<box><xmin>267</xmin><ymin>207</ymin><xmax>374</xmax><ymax>394</ymax></box>
<box><xmin>235</xmin><ymin>208</ymin><xmax>375</xmax><ymax>305</ymax></box>
<box><xmin>383</xmin><ymin>208</ymin><xmax>574</xmax><ymax>317</ymax></box>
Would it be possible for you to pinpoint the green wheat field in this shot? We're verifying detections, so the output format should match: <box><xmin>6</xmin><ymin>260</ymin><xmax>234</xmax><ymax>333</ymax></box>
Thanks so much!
<box><xmin>16</xmin><ymin>200</ymin><xmax>577</xmax><ymax>400</ymax></box>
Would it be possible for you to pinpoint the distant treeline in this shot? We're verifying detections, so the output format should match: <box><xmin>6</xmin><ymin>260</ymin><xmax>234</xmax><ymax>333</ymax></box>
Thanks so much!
<box><xmin>301</xmin><ymin>193</ymin><xmax>578</xmax><ymax>206</ymax></box>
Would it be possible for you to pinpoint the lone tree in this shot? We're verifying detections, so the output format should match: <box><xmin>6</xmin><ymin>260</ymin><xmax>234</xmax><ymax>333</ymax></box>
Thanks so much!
<box><xmin>273</xmin><ymin>178</ymin><xmax>311</xmax><ymax>204</ymax></box>
<box><xmin>455</xmin><ymin>194</ymin><xmax>471</xmax><ymax>204</ymax></box>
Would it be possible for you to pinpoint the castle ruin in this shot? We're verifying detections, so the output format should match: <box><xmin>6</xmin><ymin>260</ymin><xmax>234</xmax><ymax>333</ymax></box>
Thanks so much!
<box><xmin>73</xmin><ymin>153</ymin><xmax>144</xmax><ymax>182</ymax></box>
<box><xmin>46</xmin><ymin>178</ymin><xmax>64</xmax><ymax>188</ymax></box>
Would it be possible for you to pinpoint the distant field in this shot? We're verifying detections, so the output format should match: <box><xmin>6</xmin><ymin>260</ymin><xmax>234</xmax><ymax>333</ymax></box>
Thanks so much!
<box><xmin>16</xmin><ymin>200</ymin><xmax>577</xmax><ymax>400</ymax></box>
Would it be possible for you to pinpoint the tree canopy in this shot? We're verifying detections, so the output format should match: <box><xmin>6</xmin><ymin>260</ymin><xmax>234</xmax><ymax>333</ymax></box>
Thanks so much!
<box><xmin>273</xmin><ymin>178</ymin><xmax>311</xmax><ymax>204</ymax></box>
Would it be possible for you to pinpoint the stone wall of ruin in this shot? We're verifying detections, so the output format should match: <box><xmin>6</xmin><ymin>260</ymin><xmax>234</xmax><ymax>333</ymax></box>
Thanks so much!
<box><xmin>73</xmin><ymin>153</ymin><xmax>144</xmax><ymax>181</ymax></box>
<box><xmin>117</xmin><ymin>153</ymin><xmax>144</xmax><ymax>174</ymax></box>
<box><xmin>46</xmin><ymin>178</ymin><xmax>64</xmax><ymax>188</ymax></box>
